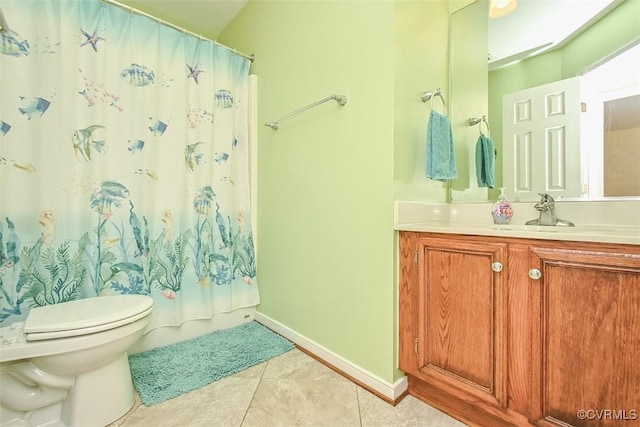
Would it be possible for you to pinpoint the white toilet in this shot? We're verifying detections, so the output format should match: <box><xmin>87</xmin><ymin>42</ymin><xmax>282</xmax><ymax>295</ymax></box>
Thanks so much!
<box><xmin>0</xmin><ymin>295</ymin><xmax>153</xmax><ymax>427</ymax></box>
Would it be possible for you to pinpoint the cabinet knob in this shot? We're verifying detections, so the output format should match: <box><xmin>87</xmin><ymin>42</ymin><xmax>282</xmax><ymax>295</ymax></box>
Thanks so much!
<box><xmin>491</xmin><ymin>262</ymin><xmax>503</xmax><ymax>272</ymax></box>
<box><xmin>529</xmin><ymin>268</ymin><xmax>542</xmax><ymax>280</ymax></box>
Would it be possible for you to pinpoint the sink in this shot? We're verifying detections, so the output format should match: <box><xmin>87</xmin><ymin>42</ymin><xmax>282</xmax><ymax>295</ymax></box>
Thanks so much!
<box><xmin>444</xmin><ymin>223</ymin><xmax>634</xmax><ymax>234</ymax></box>
<box><xmin>489</xmin><ymin>224</ymin><xmax>632</xmax><ymax>235</ymax></box>
<box><xmin>524</xmin><ymin>218</ymin><xmax>575</xmax><ymax>227</ymax></box>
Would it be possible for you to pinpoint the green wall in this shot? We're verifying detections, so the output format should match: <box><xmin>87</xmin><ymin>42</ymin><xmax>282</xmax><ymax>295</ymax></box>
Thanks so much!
<box><xmin>220</xmin><ymin>0</ymin><xmax>450</xmax><ymax>383</ymax></box>
<box><xmin>393</xmin><ymin>1</ymin><xmax>451</xmax><ymax>202</ymax></box>
<box><xmin>448</xmin><ymin>0</ymin><xmax>489</xmax><ymax>201</ymax></box>
<box><xmin>488</xmin><ymin>0</ymin><xmax>640</xmax><ymax>190</ymax></box>
<box><xmin>394</xmin><ymin>0</ymin><xmax>489</xmax><ymax>203</ymax></box>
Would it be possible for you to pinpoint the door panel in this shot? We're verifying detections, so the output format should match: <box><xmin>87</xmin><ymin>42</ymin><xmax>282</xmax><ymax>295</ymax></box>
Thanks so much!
<box><xmin>503</xmin><ymin>77</ymin><xmax>581</xmax><ymax>200</ymax></box>
<box><xmin>424</xmin><ymin>250</ymin><xmax>493</xmax><ymax>387</ymax></box>
<box><xmin>416</xmin><ymin>236</ymin><xmax>507</xmax><ymax>407</ymax></box>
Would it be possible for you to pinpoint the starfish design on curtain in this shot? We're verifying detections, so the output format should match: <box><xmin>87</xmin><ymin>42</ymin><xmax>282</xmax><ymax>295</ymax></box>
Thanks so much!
<box><xmin>80</xmin><ymin>28</ymin><xmax>105</xmax><ymax>52</ymax></box>
<box><xmin>187</xmin><ymin>64</ymin><xmax>204</xmax><ymax>84</ymax></box>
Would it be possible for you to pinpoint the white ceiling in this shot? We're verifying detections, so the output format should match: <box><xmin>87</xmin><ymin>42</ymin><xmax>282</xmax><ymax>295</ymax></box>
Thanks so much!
<box><xmin>488</xmin><ymin>0</ymin><xmax>622</xmax><ymax>68</ymax></box>
<box><xmin>115</xmin><ymin>0</ymin><xmax>249</xmax><ymax>39</ymax></box>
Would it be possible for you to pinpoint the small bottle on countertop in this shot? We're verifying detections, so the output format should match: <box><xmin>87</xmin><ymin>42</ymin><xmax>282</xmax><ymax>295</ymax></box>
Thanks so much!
<box><xmin>492</xmin><ymin>188</ymin><xmax>513</xmax><ymax>225</ymax></box>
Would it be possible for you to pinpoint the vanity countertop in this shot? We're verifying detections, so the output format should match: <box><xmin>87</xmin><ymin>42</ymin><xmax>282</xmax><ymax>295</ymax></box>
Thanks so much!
<box><xmin>395</xmin><ymin>221</ymin><xmax>640</xmax><ymax>245</ymax></box>
<box><xmin>394</xmin><ymin>201</ymin><xmax>640</xmax><ymax>245</ymax></box>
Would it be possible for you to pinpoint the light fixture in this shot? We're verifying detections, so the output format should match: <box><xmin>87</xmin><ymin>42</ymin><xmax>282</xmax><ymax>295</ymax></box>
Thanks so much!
<box><xmin>489</xmin><ymin>0</ymin><xmax>518</xmax><ymax>18</ymax></box>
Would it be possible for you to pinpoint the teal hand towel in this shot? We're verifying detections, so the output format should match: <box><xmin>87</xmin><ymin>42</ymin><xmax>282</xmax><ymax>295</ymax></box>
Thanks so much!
<box><xmin>475</xmin><ymin>134</ymin><xmax>495</xmax><ymax>188</ymax></box>
<box><xmin>426</xmin><ymin>111</ymin><xmax>457</xmax><ymax>181</ymax></box>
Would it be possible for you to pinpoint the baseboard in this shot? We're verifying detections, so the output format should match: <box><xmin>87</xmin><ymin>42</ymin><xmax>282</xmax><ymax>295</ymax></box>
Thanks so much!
<box><xmin>255</xmin><ymin>312</ymin><xmax>408</xmax><ymax>405</ymax></box>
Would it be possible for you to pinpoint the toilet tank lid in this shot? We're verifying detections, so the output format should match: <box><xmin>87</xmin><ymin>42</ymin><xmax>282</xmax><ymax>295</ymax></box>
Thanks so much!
<box><xmin>24</xmin><ymin>295</ymin><xmax>154</xmax><ymax>334</ymax></box>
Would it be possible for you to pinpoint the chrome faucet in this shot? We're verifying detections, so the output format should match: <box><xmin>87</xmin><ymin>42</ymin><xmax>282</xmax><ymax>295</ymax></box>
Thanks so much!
<box><xmin>525</xmin><ymin>193</ymin><xmax>575</xmax><ymax>227</ymax></box>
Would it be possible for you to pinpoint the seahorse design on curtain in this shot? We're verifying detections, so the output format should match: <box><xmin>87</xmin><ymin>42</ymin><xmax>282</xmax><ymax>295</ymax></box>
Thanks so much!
<box><xmin>0</xmin><ymin>0</ymin><xmax>259</xmax><ymax>329</ymax></box>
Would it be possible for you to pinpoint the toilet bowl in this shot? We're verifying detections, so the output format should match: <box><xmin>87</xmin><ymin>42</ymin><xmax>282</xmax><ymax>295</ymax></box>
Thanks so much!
<box><xmin>0</xmin><ymin>295</ymin><xmax>153</xmax><ymax>427</ymax></box>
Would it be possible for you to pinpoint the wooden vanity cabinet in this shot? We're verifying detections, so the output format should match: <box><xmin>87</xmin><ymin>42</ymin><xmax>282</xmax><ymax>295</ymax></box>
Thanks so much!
<box><xmin>528</xmin><ymin>246</ymin><xmax>640</xmax><ymax>426</ymax></box>
<box><xmin>399</xmin><ymin>231</ymin><xmax>640</xmax><ymax>427</ymax></box>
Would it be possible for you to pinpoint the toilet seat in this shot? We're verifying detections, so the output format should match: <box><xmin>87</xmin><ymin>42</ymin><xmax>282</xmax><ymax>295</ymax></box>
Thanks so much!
<box><xmin>24</xmin><ymin>295</ymin><xmax>154</xmax><ymax>341</ymax></box>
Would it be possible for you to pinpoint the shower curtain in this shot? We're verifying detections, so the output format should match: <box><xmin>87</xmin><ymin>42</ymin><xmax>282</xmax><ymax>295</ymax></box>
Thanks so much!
<box><xmin>0</xmin><ymin>0</ymin><xmax>259</xmax><ymax>330</ymax></box>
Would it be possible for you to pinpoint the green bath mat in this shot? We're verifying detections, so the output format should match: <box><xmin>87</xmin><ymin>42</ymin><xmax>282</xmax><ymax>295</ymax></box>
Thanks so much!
<box><xmin>128</xmin><ymin>321</ymin><xmax>294</xmax><ymax>406</ymax></box>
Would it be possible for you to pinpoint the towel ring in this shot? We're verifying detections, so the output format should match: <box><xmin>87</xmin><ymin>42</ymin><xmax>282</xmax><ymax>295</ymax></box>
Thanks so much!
<box><xmin>421</xmin><ymin>89</ymin><xmax>447</xmax><ymax>115</ymax></box>
<box><xmin>469</xmin><ymin>116</ymin><xmax>491</xmax><ymax>136</ymax></box>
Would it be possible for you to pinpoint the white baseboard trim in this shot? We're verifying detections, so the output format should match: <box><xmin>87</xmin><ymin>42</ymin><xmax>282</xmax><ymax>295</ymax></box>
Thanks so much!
<box><xmin>255</xmin><ymin>312</ymin><xmax>408</xmax><ymax>402</ymax></box>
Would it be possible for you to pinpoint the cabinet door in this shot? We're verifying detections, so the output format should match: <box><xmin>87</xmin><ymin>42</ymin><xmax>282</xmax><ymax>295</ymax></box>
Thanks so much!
<box><xmin>412</xmin><ymin>235</ymin><xmax>508</xmax><ymax>408</ymax></box>
<box><xmin>529</xmin><ymin>247</ymin><xmax>640</xmax><ymax>426</ymax></box>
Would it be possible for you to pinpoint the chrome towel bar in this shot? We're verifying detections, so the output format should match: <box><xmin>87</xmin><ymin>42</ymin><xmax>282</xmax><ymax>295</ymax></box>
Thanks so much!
<box><xmin>265</xmin><ymin>94</ymin><xmax>347</xmax><ymax>130</ymax></box>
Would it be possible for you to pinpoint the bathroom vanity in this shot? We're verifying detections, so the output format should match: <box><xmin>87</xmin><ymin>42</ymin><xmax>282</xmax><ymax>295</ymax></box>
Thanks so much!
<box><xmin>395</xmin><ymin>202</ymin><xmax>640</xmax><ymax>426</ymax></box>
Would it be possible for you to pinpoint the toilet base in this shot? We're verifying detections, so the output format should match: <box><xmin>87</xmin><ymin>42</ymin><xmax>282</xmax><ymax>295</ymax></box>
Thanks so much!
<box><xmin>61</xmin><ymin>353</ymin><xmax>135</xmax><ymax>427</ymax></box>
<box><xmin>0</xmin><ymin>403</ymin><xmax>65</xmax><ymax>427</ymax></box>
<box><xmin>1</xmin><ymin>354</ymin><xmax>134</xmax><ymax>427</ymax></box>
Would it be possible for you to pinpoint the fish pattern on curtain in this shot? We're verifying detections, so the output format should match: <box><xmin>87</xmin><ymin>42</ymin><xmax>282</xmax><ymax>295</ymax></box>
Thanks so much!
<box><xmin>0</xmin><ymin>0</ymin><xmax>259</xmax><ymax>330</ymax></box>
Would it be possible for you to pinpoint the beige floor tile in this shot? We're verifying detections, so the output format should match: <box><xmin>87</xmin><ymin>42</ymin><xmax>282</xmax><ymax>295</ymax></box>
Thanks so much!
<box><xmin>119</xmin><ymin>376</ymin><xmax>259</xmax><ymax>427</ymax></box>
<box><xmin>107</xmin><ymin>392</ymin><xmax>143</xmax><ymax>427</ymax></box>
<box><xmin>233</xmin><ymin>359</ymin><xmax>269</xmax><ymax>379</ymax></box>
<box><xmin>242</xmin><ymin>378</ymin><xmax>360</xmax><ymax>427</ymax></box>
<box><xmin>262</xmin><ymin>349</ymin><xmax>348</xmax><ymax>383</ymax></box>
<box><xmin>111</xmin><ymin>346</ymin><xmax>469</xmax><ymax>427</ymax></box>
<box><xmin>357</xmin><ymin>387</ymin><xmax>466</xmax><ymax>427</ymax></box>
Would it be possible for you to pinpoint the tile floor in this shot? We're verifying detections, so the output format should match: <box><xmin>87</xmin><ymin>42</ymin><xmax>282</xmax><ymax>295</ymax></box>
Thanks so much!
<box><xmin>110</xmin><ymin>348</ymin><xmax>466</xmax><ymax>427</ymax></box>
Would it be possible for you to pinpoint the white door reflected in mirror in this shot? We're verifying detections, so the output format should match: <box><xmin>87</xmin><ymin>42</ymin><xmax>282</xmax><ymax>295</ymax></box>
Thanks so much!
<box><xmin>501</xmin><ymin>43</ymin><xmax>640</xmax><ymax>200</ymax></box>
<box><xmin>502</xmin><ymin>77</ymin><xmax>581</xmax><ymax>201</ymax></box>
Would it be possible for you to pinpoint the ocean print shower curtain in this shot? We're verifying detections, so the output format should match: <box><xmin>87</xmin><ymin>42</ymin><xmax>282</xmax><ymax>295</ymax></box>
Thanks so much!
<box><xmin>0</xmin><ymin>0</ymin><xmax>259</xmax><ymax>330</ymax></box>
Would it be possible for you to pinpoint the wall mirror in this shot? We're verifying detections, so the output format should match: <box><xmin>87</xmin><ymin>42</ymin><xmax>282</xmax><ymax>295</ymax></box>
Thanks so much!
<box><xmin>450</xmin><ymin>0</ymin><xmax>640</xmax><ymax>202</ymax></box>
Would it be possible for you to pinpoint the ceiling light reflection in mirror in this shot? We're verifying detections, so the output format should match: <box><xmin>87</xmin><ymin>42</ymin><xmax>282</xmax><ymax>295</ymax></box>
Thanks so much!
<box><xmin>489</xmin><ymin>0</ymin><xmax>517</xmax><ymax>18</ymax></box>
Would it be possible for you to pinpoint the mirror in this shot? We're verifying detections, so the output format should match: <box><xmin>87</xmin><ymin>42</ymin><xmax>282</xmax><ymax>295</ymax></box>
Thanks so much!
<box><xmin>449</xmin><ymin>0</ymin><xmax>640</xmax><ymax>202</ymax></box>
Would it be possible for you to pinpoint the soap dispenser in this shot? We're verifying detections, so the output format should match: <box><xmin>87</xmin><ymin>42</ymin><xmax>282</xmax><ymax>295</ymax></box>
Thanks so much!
<box><xmin>492</xmin><ymin>188</ymin><xmax>513</xmax><ymax>225</ymax></box>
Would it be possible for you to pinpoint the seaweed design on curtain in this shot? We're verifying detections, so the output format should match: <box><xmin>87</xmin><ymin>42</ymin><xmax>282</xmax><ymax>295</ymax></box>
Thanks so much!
<box><xmin>0</xmin><ymin>0</ymin><xmax>259</xmax><ymax>329</ymax></box>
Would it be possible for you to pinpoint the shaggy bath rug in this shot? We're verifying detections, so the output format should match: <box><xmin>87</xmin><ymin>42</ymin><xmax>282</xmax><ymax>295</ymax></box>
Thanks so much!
<box><xmin>128</xmin><ymin>321</ymin><xmax>294</xmax><ymax>406</ymax></box>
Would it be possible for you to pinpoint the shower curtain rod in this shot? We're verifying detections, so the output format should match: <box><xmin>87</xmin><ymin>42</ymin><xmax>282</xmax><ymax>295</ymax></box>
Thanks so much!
<box><xmin>100</xmin><ymin>0</ymin><xmax>255</xmax><ymax>63</ymax></box>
